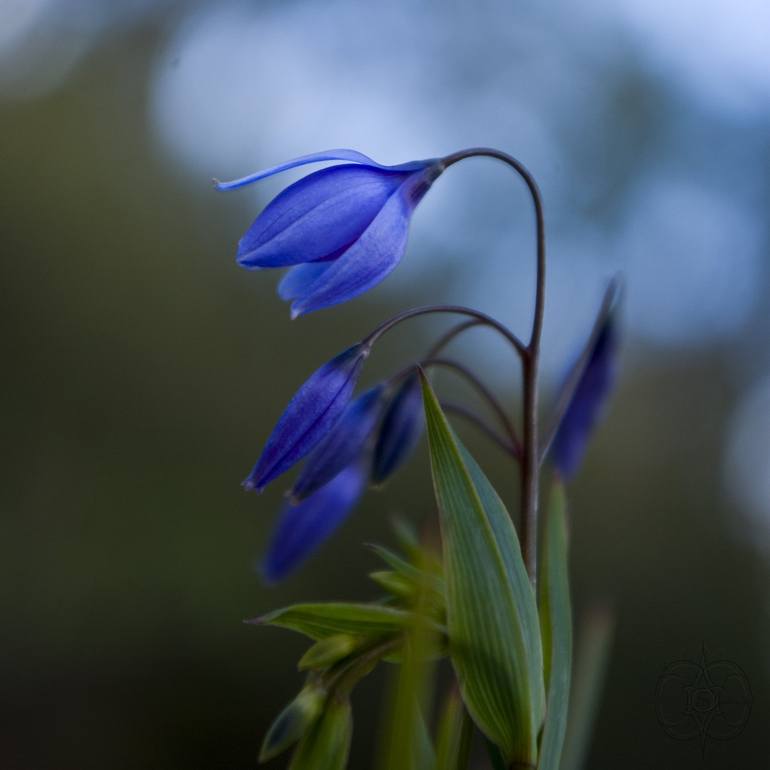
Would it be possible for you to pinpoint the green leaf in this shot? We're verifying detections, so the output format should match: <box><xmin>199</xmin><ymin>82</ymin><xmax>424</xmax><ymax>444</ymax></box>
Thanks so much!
<box><xmin>369</xmin><ymin>542</ymin><xmax>417</xmax><ymax>573</ymax></box>
<box><xmin>259</xmin><ymin>685</ymin><xmax>325</xmax><ymax>762</ymax></box>
<box><xmin>435</xmin><ymin>689</ymin><xmax>473</xmax><ymax>770</ymax></box>
<box><xmin>414</xmin><ymin>707</ymin><xmax>437</xmax><ymax>770</ymax></box>
<box><xmin>378</xmin><ymin>579</ymin><xmax>440</xmax><ymax>770</ymax></box>
<box><xmin>560</xmin><ymin>605</ymin><xmax>614</xmax><ymax>770</ymax></box>
<box><xmin>536</xmin><ymin>480</ymin><xmax>573</xmax><ymax>770</ymax></box>
<box><xmin>298</xmin><ymin>634</ymin><xmax>361</xmax><ymax>671</ymax></box>
<box><xmin>391</xmin><ymin>516</ymin><xmax>421</xmax><ymax>556</ymax></box>
<box><xmin>369</xmin><ymin>543</ymin><xmax>443</xmax><ymax>581</ymax></box>
<box><xmin>370</xmin><ymin>570</ymin><xmax>416</xmax><ymax>599</ymax></box>
<box><xmin>288</xmin><ymin>698</ymin><xmax>353</xmax><ymax>770</ymax></box>
<box><xmin>484</xmin><ymin>738</ymin><xmax>508</xmax><ymax>770</ymax></box>
<box><xmin>460</xmin><ymin>444</ymin><xmax>543</xmax><ymax>700</ymax></box>
<box><xmin>251</xmin><ymin>602</ymin><xmax>440</xmax><ymax>641</ymax></box>
<box><xmin>369</xmin><ymin>543</ymin><xmax>445</xmax><ymax>594</ymax></box>
<box><xmin>421</xmin><ymin>374</ymin><xmax>545</xmax><ymax>764</ymax></box>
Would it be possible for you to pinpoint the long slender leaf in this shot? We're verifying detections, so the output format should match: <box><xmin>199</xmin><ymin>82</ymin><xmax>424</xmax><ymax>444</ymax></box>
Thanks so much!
<box><xmin>421</xmin><ymin>374</ymin><xmax>544</xmax><ymax>764</ymax></box>
<box><xmin>250</xmin><ymin>602</ymin><xmax>441</xmax><ymax>640</ymax></box>
<box><xmin>368</xmin><ymin>544</ymin><xmax>444</xmax><ymax>591</ymax></box>
<box><xmin>368</xmin><ymin>543</ymin><xmax>420</xmax><ymax>575</ymax></box>
<box><xmin>560</xmin><ymin>605</ymin><xmax>614</xmax><ymax>770</ymax></box>
<box><xmin>414</xmin><ymin>708</ymin><xmax>437</xmax><ymax>770</ymax></box>
<box><xmin>378</xmin><ymin>568</ymin><xmax>439</xmax><ymax>770</ymax></box>
<box><xmin>537</xmin><ymin>480</ymin><xmax>573</xmax><ymax>770</ymax></box>
<box><xmin>435</xmin><ymin>689</ymin><xmax>473</xmax><ymax>770</ymax></box>
<box><xmin>460</xmin><ymin>444</ymin><xmax>544</xmax><ymax>710</ymax></box>
<box><xmin>391</xmin><ymin>516</ymin><xmax>421</xmax><ymax>557</ymax></box>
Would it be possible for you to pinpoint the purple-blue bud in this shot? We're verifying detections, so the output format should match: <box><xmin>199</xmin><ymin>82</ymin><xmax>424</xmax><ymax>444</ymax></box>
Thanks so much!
<box><xmin>216</xmin><ymin>149</ymin><xmax>442</xmax><ymax>316</ymax></box>
<box><xmin>371</xmin><ymin>372</ymin><xmax>424</xmax><ymax>484</ymax></box>
<box><xmin>291</xmin><ymin>385</ymin><xmax>385</xmax><ymax>501</ymax></box>
<box><xmin>243</xmin><ymin>344</ymin><xmax>368</xmax><ymax>492</ymax></box>
<box><xmin>551</xmin><ymin>313</ymin><xmax>618</xmax><ymax>480</ymax></box>
<box><xmin>263</xmin><ymin>463</ymin><xmax>367</xmax><ymax>581</ymax></box>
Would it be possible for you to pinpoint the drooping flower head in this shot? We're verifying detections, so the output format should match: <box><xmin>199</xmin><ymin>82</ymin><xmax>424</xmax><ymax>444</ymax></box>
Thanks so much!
<box><xmin>244</xmin><ymin>344</ymin><xmax>368</xmax><ymax>492</ymax></box>
<box><xmin>216</xmin><ymin>150</ymin><xmax>443</xmax><ymax>317</ymax></box>
<box><xmin>263</xmin><ymin>462</ymin><xmax>367</xmax><ymax>582</ymax></box>
<box><xmin>261</xmin><ymin>384</ymin><xmax>389</xmax><ymax>578</ymax></box>
<box><xmin>291</xmin><ymin>385</ymin><xmax>385</xmax><ymax>502</ymax></box>
<box><xmin>551</xmin><ymin>308</ymin><xmax>619</xmax><ymax>480</ymax></box>
<box><xmin>371</xmin><ymin>372</ymin><xmax>424</xmax><ymax>485</ymax></box>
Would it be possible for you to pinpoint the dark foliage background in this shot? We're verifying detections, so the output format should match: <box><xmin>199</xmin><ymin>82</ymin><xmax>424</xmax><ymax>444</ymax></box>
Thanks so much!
<box><xmin>2</xmin><ymin>2</ymin><xmax>768</xmax><ymax>768</ymax></box>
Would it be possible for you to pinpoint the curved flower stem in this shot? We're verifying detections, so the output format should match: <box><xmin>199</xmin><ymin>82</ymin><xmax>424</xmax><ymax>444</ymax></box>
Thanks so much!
<box><xmin>362</xmin><ymin>304</ymin><xmax>527</xmax><ymax>360</ymax></box>
<box><xmin>440</xmin><ymin>148</ymin><xmax>546</xmax><ymax>585</ymax></box>
<box><xmin>422</xmin><ymin>356</ymin><xmax>521</xmax><ymax>457</ymax></box>
<box><xmin>382</xmin><ymin>355</ymin><xmax>521</xmax><ymax>456</ymax></box>
<box><xmin>441</xmin><ymin>401</ymin><xmax>519</xmax><ymax>458</ymax></box>
<box><xmin>425</xmin><ymin>319</ymin><xmax>485</xmax><ymax>358</ymax></box>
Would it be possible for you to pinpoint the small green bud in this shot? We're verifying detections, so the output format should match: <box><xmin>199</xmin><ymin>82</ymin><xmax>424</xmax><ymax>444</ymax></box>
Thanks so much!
<box><xmin>288</xmin><ymin>698</ymin><xmax>353</xmax><ymax>770</ymax></box>
<box><xmin>259</xmin><ymin>685</ymin><xmax>325</xmax><ymax>762</ymax></box>
<box><xmin>369</xmin><ymin>570</ymin><xmax>415</xmax><ymax>599</ymax></box>
<box><xmin>298</xmin><ymin>634</ymin><xmax>359</xmax><ymax>671</ymax></box>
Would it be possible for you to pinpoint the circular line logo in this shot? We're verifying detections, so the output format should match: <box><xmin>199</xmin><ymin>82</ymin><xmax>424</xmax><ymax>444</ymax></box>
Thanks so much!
<box><xmin>655</xmin><ymin>645</ymin><xmax>752</xmax><ymax>753</ymax></box>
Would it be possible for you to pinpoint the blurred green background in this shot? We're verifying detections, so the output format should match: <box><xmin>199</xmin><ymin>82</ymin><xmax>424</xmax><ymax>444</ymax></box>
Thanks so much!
<box><xmin>2</xmin><ymin>1</ymin><xmax>768</xmax><ymax>768</ymax></box>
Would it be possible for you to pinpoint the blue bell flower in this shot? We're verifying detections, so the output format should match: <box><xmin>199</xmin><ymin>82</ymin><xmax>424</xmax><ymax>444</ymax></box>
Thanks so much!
<box><xmin>263</xmin><ymin>462</ymin><xmax>367</xmax><ymax>582</ymax></box>
<box><xmin>551</xmin><ymin>313</ymin><xmax>618</xmax><ymax>479</ymax></box>
<box><xmin>243</xmin><ymin>344</ymin><xmax>367</xmax><ymax>492</ymax></box>
<box><xmin>371</xmin><ymin>372</ymin><xmax>424</xmax><ymax>484</ymax></box>
<box><xmin>216</xmin><ymin>149</ymin><xmax>443</xmax><ymax>317</ymax></box>
<box><xmin>291</xmin><ymin>385</ymin><xmax>384</xmax><ymax>502</ymax></box>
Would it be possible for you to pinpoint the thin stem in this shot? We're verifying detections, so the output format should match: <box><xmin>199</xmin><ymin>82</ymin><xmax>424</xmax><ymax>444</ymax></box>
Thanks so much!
<box><xmin>441</xmin><ymin>401</ymin><xmax>519</xmax><ymax>458</ymax></box>
<box><xmin>423</xmin><ymin>356</ymin><xmax>521</xmax><ymax>455</ymax></box>
<box><xmin>383</xmin><ymin>357</ymin><xmax>521</xmax><ymax>455</ymax></box>
<box><xmin>441</xmin><ymin>148</ymin><xmax>546</xmax><ymax>584</ymax></box>
<box><xmin>425</xmin><ymin>319</ymin><xmax>484</xmax><ymax>358</ymax></box>
<box><xmin>362</xmin><ymin>304</ymin><xmax>527</xmax><ymax>360</ymax></box>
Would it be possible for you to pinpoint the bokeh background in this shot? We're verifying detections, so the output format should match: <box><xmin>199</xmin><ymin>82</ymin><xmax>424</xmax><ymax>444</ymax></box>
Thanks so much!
<box><xmin>2</xmin><ymin>1</ymin><xmax>769</xmax><ymax>768</ymax></box>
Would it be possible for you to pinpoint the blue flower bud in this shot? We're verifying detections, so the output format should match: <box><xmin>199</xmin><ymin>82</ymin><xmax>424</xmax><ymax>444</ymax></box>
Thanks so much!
<box><xmin>371</xmin><ymin>372</ymin><xmax>424</xmax><ymax>484</ymax></box>
<box><xmin>291</xmin><ymin>385</ymin><xmax>385</xmax><ymax>501</ymax></box>
<box><xmin>244</xmin><ymin>345</ymin><xmax>367</xmax><ymax>492</ymax></box>
<box><xmin>263</xmin><ymin>463</ymin><xmax>366</xmax><ymax>581</ymax></box>
<box><xmin>216</xmin><ymin>149</ymin><xmax>442</xmax><ymax>316</ymax></box>
<box><xmin>551</xmin><ymin>313</ymin><xmax>618</xmax><ymax>480</ymax></box>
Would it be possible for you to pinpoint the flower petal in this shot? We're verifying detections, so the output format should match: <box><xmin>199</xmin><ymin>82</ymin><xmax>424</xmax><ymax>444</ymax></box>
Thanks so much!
<box><xmin>263</xmin><ymin>463</ymin><xmax>366</xmax><ymax>581</ymax></box>
<box><xmin>214</xmin><ymin>149</ymin><xmax>379</xmax><ymax>191</ymax></box>
<box><xmin>291</xmin><ymin>385</ymin><xmax>384</xmax><ymax>501</ymax></box>
<box><xmin>237</xmin><ymin>165</ymin><xmax>411</xmax><ymax>269</ymax></box>
<box><xmin>551</xmin><ymin>314</ymin><xmax>618</xmax><ymax>479</ymax></box>
<box><xmin>278</xmin><ymin>263</ymin><xmax>333</xmax><ymax>301</ymax></box>
<box><xmin>372</xmin><ymin>372</ymin><xmax>424</xmax><ymax>484</ymax></box>
<box><xmin>244</xmin><ymin>345</ymin><xmax>367</xmax><ymax>492</ymax></box>
<box><xmin>289</xmin><ymin>187</ymin><xmax>412</xmax><ymax>317</ymax></box>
